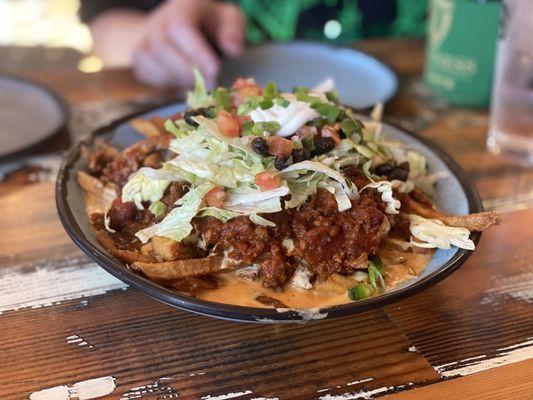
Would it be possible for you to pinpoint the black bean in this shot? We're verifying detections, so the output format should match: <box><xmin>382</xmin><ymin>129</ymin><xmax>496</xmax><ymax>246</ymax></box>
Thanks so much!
<box><xmin>388</xmin><ymin>168</ymin><xmax>409</xmax><ymax>181</ymax></box>
<box><xmin>292</xmin><ymin>148</ymin><xmax>311</xmax><ymax>163</ymax></box>
<box><xmin>251</xmin><ymin>137</ymin><xmax>269</xmax><ymax>156</ymax></box>
<box><xmin>374</xmin><ymin>163</ymin><xmax>394</xmax><ymax>176</ymax></box>
<box><xmin>397</xmin><ymin>161</ymin><xmax>410</xmax><ymax>171</ymax></box>
<box><xmin>184</xmin><ymin>107</ymin><xmax>212</xmax><ymax>126</ymax></box>
<box><xmin>313</xmin><ymin>136</ymin><xmax>335</xmax><ymax>155</ymax></box>
<box><xmin>274</xmin><ymin>156</ymin><xmax>290</xmax><ymax>170</ymax></box>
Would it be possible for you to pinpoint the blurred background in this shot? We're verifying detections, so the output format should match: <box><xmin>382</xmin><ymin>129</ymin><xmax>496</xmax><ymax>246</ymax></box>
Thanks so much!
<box><xmin>0</xmin><ymin>0</ymin><xmax>97</xmax><ymax>74</ymax></box>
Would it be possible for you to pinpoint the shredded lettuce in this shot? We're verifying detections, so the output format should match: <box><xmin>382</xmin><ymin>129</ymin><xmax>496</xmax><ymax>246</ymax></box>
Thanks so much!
<box><xmin>281</xmin><ymin>160</ymin><xmax>358</xmax><ymax>211</ymax></box>
<box><xmin>122</xmin><ymin>171</ymin><xmax>170</xmax><ymax>210</ymax></box>
<box><xmin>224</xmin><ymin>196</ymin><xmax>284</xmax><ymax>214</ymax></box>
<box><xmin>249</xmin><ymin>213</ymin><xmax>276</xmax><ymax>227</ymax></box>
<box><xmin>285</xmin><ymin>173</ymin><xmax>323</xmax><ymax>209</ymax></box>
<box><xmin>224</xmin><ymin>186</ymin><xmax>289</xmax><ymax>206</ymax></box>
<box><xmin>198</xmin><ymin>207</ymin><xmax>240</xmax><ymax>222</ymax></box>
<box><xmin>409</xmin><ymin>214</ymin><xmax>475</xmax><ymax>250</ymax></box>
<box><xmin>187</xmin><ymin>69</ymin><xmax>215</xmax><ymax>109</ymax></box>
<box><xmin>135</xmin><ymin>183</ymin><xmax>214</xmax><ymax>243</ymax></box>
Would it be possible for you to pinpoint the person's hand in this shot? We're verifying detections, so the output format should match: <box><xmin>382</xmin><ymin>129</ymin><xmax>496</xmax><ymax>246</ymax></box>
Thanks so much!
<box><xmin>132</xmin><ymin>0</ymin><xmax>245</xmax><ymax>89</ymax></box>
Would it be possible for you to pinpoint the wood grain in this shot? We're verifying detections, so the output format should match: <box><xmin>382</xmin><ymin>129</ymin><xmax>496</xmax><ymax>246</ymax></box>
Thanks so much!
<box><xmin>383</xmin><ymin>358</ymin><xmax>533</xmax><ymax>400</ymax></box>
<box><xmin>1</xmin><ymin>38</ymin><xmax>532</xmax><ymax>399</ymax></box>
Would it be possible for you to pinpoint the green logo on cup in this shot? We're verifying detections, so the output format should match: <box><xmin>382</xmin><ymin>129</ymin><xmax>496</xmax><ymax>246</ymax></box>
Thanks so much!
<box><xmin>425</xmin><ymin>0</ymin><xmax>501</xmax><ymax>107</ymax></box>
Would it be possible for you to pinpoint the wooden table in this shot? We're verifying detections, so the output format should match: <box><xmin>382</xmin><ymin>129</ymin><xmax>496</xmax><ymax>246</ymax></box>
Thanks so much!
<box><xmin>1</xmin><ymin>39</ymin><xmax>532</xmax><ymax>400</ymax></box>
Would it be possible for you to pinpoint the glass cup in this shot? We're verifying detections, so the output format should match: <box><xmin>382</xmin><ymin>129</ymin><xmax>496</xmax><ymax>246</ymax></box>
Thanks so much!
<box><xmin>487</xmin><ymin>0</ymin><xmax>533</xmax><ymax>167</ymax></box>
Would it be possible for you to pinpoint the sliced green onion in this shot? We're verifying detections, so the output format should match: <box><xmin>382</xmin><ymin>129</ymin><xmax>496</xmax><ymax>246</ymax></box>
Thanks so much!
<box><xmin>274</xmin><ymin>96</ymin><xmax>290</xmax><ymax>107</ymax></box>
<box><xmin>370</xmin><ymin>255</ymin><xmax>384</xmax><ymax>273</ymax></box>
<box><xmin>251</xmin><ymin>121</ymin><xmax>281</xmax><ymax>135</ymax></box>
<box><xmin>368</xmin><ymin>261</ymin><xmax>386</xmax><ymax>291</ymax></box>
<box><xmin>326</xmin><ymin>90</ymin><xmax>340</xmax><ymax>103</ymax></box>
<box><xmin>213</xmin><ymin>88</ymin><xmax>232</xmax><ymax>111</ymax></box>
<box><xmin>341</xmin><ymin>119</ymin><xmax>357</xmax><ymax>135</ymax></box>
<box><xmin>263</xmin><ymin>82</ymin><xmax>278</xmax><ymax>99</ymax></box>
<box><xmin>237</xmin><ymin>98</ymin><xmax>259</xmax><ymax>115</ymax></box>
<box><xmin>148</xmin><ymin>200</ymin><xmax>166</xmax><ymax>217</ymax></box>
<box><xmin>293</xmin><ymin>86</ymin><xmax>309</xmax><ymax>95</ymax></box>
<box><xmin>259</xmin><ymin>98</ymin><xmax>273</xmax><ymax>110</ymax></box>
<box><xmin>241</xmin><ymin>120</ymin><xmax>254</xmax><ymax>136</ymax></box>
<box><xmin>348</xmin><ymin>283</ymin><xmax>374</xmax><ymax>301</ymax></box>
<box><xmin>302</xmin><ymin>136</ymin><xmax>316</xmax><ymax>151</ymax></box>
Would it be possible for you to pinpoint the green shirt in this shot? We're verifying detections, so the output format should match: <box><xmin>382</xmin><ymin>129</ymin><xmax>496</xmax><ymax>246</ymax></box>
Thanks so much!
<box><xmin>234</xmin><ymin>0</ymin><xmax>428</xmax><ymax>44</ymax></box>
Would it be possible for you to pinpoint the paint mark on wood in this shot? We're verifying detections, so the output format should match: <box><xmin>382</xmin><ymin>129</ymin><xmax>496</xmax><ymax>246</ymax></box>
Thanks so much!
<box><xmin>408</xmin><ymin>345</ymin><xmax>418</xmax><ymax>353</ymax></box>
<box><xmin>66</xmin><ymin>334</ymin><xmax>93</xmax><ymax>349</ymax></box>
<box><xmin>29</xmin><ymin>385</ymin><xmax>70</xmax><ymax>400</ymax></box>
<box><xmin>0</xmin><ymin>256</ymin><xmax>127</xmax><ymax>313</ymax></box>
<box><xmin>29</xmin><ymin>376</ymin><xmax>116</xmax><ymax>400</ymax></box>
<box><xmin>436</xmin><ymin>337</ymin><xmax>533</xmax><ymax>377</ymax></box>
<box><xmin>250</xmin><ymin>398</ymin><xmax>279</xmax><ymax>400</ymax></box>
<box><xmin>346</xmin><ymin>377</ymin><xmax>374</xmax><ymax>386</ymax></box>
<box><xmin>318</xmin><ymin>382</ymin><xmax>416</xmax><ymax>400</ymax></box>
<box><xmin>120</xmin><ymin>377</ymin><xmax>178</xmax><ymax>399</ymax></box>
<box><xmin>480</xmin><ymin>271</ymin><xmax>533</xmax><ymax>305</ymax></box>
<box><xmin>188</xmin><ymin>371</ymin><xmax>206</xmax><ymax>377</ymax></box>
<box><xmin>201</xmin><ymin>390</ymin><xmax>253</xmax><ymax>400</ymax></box>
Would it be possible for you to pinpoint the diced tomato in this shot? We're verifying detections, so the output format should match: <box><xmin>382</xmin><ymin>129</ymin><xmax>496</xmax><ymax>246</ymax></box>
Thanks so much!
<box><xmin>204</xmin><ymin>186</ymin><xmax>226</xmax><ymax>208</ymax></box>
<box><xmin>321</xmin><ymin>124</ymin><xmax>341</xmax><ymax>145</ymax></box>
<box><xmin>268</xmin><ymin>136</ymin><xmax>294</xmax><ymax>157</ymax></box>
<box><xmin>216</xmin><ymin>110</ymin><xmax>241</xmax><ymax>137</ymax></box>
<box><xmin>231</xmin><ymin>78</ymin><xmax>262</xmax><ymax>105</ymax></box>
<box><xmin>255</xmin><ymin>171</ymin><xmax>280</xmax><ymax>191</ymax></box>
<box><xmin>232</xmin><ymin>78</ymin><xmax>259</xmax><ymax>90</ymax></box>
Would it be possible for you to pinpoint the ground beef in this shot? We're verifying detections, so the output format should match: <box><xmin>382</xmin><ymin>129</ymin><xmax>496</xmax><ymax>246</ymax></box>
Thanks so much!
<box><xmin>260</xmin><ymin>241</ymin><xmax>292</xmax><ymax>287</ymax></box>
<box><xmin>291</xmin><ymin>190</ymin><xmax>385</xmax><ymax>275</ymax></box>
<box><xmin>220</xmin><ymin>216</ymin><xmax>271</xmax><ymax>264</ymax></box>
<box><xmin>343</xmin><ymin>165</ymin><xmax>371</xmax><ymax>188</ymax></box>
<box><xmin>161</xmin><ymin>182</ymin><xmax>188</xmax><ymax>209</ymax></box>
<box><xmin>192</xmin><ymin>189</ymin><xmax>386</xmax><ymax>288</ymax></box>
<box><xmin>101</xmin><ymin>135</ymin><xmax>171</xmax><ymax>187</ymax></box>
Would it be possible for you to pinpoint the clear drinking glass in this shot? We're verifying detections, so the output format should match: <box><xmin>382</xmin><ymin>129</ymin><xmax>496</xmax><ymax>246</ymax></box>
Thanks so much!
<box><xmin>487</xmin><ymin>0</ymin><xmax>533</xmax><ymax>166</ymax></box>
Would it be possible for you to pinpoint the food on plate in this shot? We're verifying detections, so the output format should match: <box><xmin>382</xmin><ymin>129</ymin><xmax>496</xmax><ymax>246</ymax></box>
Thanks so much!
<box><xmin>79</xmin><ymin>71</ymin><xmax>498</xmax><ymax>308</ymax></box>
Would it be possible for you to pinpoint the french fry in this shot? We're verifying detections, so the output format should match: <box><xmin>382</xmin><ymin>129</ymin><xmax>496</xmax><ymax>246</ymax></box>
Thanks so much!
<box><xmin>151</xmin><ymin>236</ymin><xmax>184</xmax><ymax>261</ymax></box>
<box><xmin>77</xmin><ymin>171</ymin><xmax>116</xmax><ymax>214</ymax></box>
<box><xmin>438</xmin><ymin>212</ymin><xmax>499</xmax><ymax>232</ymax></box>
<box><xmin>404</xmin><ymin>195</ymin><xmax>499</xmax><ymax>232</ymax></box>
<box><xmin>110</xmin><ymin>249</ymin><xmax>155</xmax><ymax>264</ymax></box>
<box><xmin>96</xmin><ymin>229</ymin><xmax>118</xmax><ymax>252</ymax></box>
<box><xmin>96</xmin><ymin>230</ymin><xmax>155</xmax><ymax>264</ymax></box>
<box><xmin>132</xmin><ymin>255</ymin><xmax>224</xmax><ymax>280</ymax></box>
<box><xmin>130</xmin><ymin>118</ymin><xmax>162</xmax><ymax>138</ymax></box>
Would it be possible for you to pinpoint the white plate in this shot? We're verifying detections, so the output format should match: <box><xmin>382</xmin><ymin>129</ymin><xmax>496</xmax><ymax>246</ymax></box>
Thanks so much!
<box><xmin>0</xmin><ymin>76</ymin><xmax>67</xmax><ymax>158</ymax></box>
<box><xmin>220</xmin><ymin>42</ymin><xmax>397</xmax><ymax>109</ymax></box>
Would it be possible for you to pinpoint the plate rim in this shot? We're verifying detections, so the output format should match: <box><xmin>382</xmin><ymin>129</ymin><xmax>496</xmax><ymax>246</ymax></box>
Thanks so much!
<box><xmin>0</xmin><ymin>74</ymin><xmax>69</xmax><ymax>159</ymax></box>
<box><xmin>56</xmin><ymin>103</ymin><xmax>482</xmax><ymax>323</ymax></box>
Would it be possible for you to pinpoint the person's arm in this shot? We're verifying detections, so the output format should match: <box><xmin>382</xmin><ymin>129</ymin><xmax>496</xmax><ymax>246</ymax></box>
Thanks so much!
<box><xmin>85</xmin><ymin>0</ymin><xmax>245</xmax><ymax>89</ymax></box>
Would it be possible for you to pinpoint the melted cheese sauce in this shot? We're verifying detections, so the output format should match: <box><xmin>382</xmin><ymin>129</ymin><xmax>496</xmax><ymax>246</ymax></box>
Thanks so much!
<box><xmin>198</xmin><ymin>245</ymin><xmax>434</xmax><ymax>308</ymax></box>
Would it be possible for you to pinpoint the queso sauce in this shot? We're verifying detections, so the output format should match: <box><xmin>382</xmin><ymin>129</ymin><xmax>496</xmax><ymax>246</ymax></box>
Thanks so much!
<box><xmin>197</xmin><ymin>245</ymin><xmax>433</xmax><ymax>308</ymax></box>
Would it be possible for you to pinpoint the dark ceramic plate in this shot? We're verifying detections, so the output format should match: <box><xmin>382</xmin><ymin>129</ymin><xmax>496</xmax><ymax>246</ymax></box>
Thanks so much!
<box><xmin>0</xmin><ymin>75</ymin><xmax>68</xmax><ymax>158</ymax></box>
<box><xmin>56</xmin><ymin>103</ymin><xmax>483</xmax><ymax>323</ymax></box>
